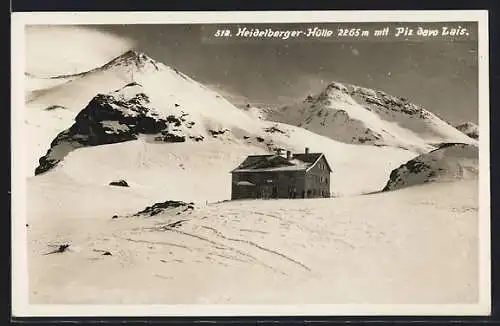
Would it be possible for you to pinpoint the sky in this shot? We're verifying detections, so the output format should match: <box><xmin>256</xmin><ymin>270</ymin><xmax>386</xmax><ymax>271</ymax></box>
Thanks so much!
<box><xmin>25</xmin><ymin>25</ymin><xmax>134</xmax><ymax>76</ymax></box>
<box><xmin>25</xmin><ymin>24</ymin><xmax>479</xmax><ymax>125</ymax></box>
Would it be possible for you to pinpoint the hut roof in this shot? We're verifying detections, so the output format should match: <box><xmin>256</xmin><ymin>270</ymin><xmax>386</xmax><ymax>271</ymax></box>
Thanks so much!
<box><xmin>231</xmin><ymin>152</ymin><xmax>331</xmax><ymax>173</ymax></box>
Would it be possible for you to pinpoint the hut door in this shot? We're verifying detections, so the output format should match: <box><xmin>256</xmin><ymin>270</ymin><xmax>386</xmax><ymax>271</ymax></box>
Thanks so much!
<box><xmin>272</xmin><ymin>186</ymin><xmax>278</xmax><ymax>199</ymax></box>
<box><xmin>260</xmin><ymin>185</ymin><xmax>272</xmax><ymax>199</ymax></box>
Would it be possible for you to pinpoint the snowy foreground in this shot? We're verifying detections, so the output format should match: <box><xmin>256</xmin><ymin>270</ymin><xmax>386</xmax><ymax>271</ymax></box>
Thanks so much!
<box><xmin>28</xmin><ymin>179</ymin><xmax>478</xmax><ymax>304</ymax></box>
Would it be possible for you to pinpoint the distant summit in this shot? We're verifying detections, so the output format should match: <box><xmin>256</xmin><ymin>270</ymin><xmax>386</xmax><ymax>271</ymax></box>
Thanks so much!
<box><xmin>266</xmin><ymin>81</ymin><xmax>477</xmax><ymax>152</ymax></box>
<box><xmin>100</xmin><ymin>50</ymin><xmax>162</xmax><ymax>72</ymax></box>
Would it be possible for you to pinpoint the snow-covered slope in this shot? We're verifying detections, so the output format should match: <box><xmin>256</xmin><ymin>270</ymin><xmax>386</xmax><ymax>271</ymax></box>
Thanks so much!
<box><xmin>383</xmin><ymin>143</ymin><xmax>478</xmax><ymax>191</ymax></box>
<box><xmin>266</xmin><ymin>82</ymin><xmax>477</xmax><ymax>153</ymax></box>
<box><xmin>28</xmin><ymin>179</ymin><xmax>478</xmax><ymax>304</ymax></box>
<box><xmin>240</xmin><ymin>104</ymin><xmax>267</xmax><ymax>120</ymax></box>
<box><xmin>24</xmin><ymin>73</ymin><xmax>81</xmax><ymax>169</ymax></box>
<box><xmin>455</xmin><ymin>121</ymin><xmax>479</xmax><ymax>140</ymax></box>
<box><xmin>25</xmin><ymin>73</ymin><xmax>77</xmax><ymax>101</ymax></box>
<box><xmin>26</xmin><ymin>50</ymin><xmax>254</xmax><ymax>116</ymax></box>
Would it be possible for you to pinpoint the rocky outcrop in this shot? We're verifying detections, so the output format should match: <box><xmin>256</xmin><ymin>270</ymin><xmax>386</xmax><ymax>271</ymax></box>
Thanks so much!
<box><xmin>455</xmin><ymin>122</ymin><xmax>479</xmax><ymax>140</ymax></box>
<box><xmin>134</xmin><ymin>200</ymin><xmax>195</xmax><ymax>217</ymax></box>
<box><xmin>35</xmin><ymin>83</ymin><xmax>198</xmax><ymax>175</ymax></box>
<box><xmin>383</xmin><ymin>143</ymin><xmax>478</xmax><ymax>191</ymax></box>
<box><xmin>109</xmin><ymin>179</ymin><xmax>129</xmax><ymax>187</ymax></box>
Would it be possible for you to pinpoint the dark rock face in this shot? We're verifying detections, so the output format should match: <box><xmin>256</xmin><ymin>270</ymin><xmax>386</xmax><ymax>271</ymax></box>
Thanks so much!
<box><xmin>134</xmin><ymin>200</ymin><xmax>195</xmax><ymax>217</ymax></box>
<box><xmin>44</xmin><ymin>105</ymin><xmax>68</xmax><ymax>111</ymax></box>
<box><xmin>383</xmin><ymin>160</ymin><xmax>433</xmax><ymax>191</ymax></box>
<box><xmin>208</xmin><ymin>129</ymin><xmax>230</xmax><ymax>137</ymax></box>
<box><xmin>467</xmin><ymin>132</ymin><xmax>479</xmax><ymax>140</ymax></box>
<box><xmin>455</xmin><ymin>122</ymin><xmax>479</xmax><ymax>140</ymax></box>
<box><xmin>35</xmin><ymin>84</ymin><xmax>198</xmax><ymax>175</ymax></box>
<box><xmin>189</xmin><ymin>135</ymin><xmax>204</xmax><ymax>142</ymax></box>
<box><xmin>264</xmin><ymin>125</ymin><xmax>286</xmax><ymax>134</ymax></box>
<box><xmin>109</xmin><ymin>179</ymin><xmax>129</xmax><ymax>187</ymax></box>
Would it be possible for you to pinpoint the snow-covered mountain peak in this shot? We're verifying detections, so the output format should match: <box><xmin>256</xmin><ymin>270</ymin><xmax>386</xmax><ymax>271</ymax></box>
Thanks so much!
<box><xmin>100</xmin><ymin>50</ymin><xmax>161</xmax><ymax>72</ymax></box>
<box><xmin>323</xmin><ymin>81</ymin><xmax>421</xmax><ymax>116</ymax></box>
<box><xmin>118</xmin><ymin>49</ymin><xmax>147</xmax><ymax>60</ymax></box>
<box><xmin>268</xmin><ymin>81</ymin><xmax>477</xmax><ymax>152</ymax></box>
<box><xmin>99</xmin><ymin>50</ymin><xmax>196</xmax><ymax>85</ymax></box>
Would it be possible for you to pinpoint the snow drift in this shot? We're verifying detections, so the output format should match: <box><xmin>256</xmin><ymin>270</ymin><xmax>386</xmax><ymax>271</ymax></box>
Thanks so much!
<box><xmin>266</xmin><ymin>82</ymin><xmax>477</xmax><ymax>153</ymax></box>
<box><xmin>383</xmin><ymin>143</ymin><xmax>478</xmax><ymax>191</ymax></box>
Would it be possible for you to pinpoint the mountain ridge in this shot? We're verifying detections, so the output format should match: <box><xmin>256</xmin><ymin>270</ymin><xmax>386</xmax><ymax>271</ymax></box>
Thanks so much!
<box><xmin>29</xmin><ymin>50</ymin><xmax>158</xmax><ymax>80</ymax></box>
<box><xmin>265</xmin><ymin>81</ymin><xmax>477</xmax><ymax>153</ymax></box>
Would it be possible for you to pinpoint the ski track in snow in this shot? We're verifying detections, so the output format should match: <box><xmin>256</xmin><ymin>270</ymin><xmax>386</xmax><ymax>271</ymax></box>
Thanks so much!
<box><xmin>156</xmin><ymin>225</ymin><xmax>287</xmax><ymax>275</ymax></box>
<box><xmin>27</xmin><ymin>179</ymin><xmax>479</xmax><ymax>304</ymax></box>
<box><xmin>199</xmin><ymin>225</ymin><xmax>311</xmax><ymax>272</ymax></box>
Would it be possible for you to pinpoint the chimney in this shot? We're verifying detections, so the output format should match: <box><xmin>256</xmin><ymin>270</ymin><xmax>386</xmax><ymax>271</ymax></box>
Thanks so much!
<box><xmin>305</xmin><ymin>147</ymin><xmax>310</xmax><ymax>154</ymax></box>
<box><xmin>286</xmin><ymin>150</ymin><xmax>291</xmax><ymax>160</ymax></box>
